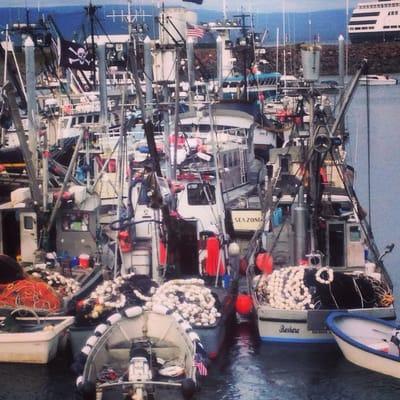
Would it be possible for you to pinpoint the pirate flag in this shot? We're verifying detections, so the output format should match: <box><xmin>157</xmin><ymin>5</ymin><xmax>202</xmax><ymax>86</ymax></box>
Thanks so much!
<box><xmin>60</xmin><ymin>39</ymin><xmax>94</xmax><ymax>71</ymax></box>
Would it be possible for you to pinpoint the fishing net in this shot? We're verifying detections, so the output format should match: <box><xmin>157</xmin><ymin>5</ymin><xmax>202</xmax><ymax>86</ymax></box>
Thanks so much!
<box><xmin>0</xmin><ymin>279</ymin><xmax>62</xmax><ymax>313</ymax></box>
<box><xmin>75</xmin><ymin>274</ymin><xmax>158</xmax><ymax>326</ymax></box>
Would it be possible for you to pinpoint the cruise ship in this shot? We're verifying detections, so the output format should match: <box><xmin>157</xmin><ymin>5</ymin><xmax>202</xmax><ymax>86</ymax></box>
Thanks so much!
<box><xmin>349</xmin><ymin>0</ymin><xmax>400</xmax><ymax>43</ymax></box>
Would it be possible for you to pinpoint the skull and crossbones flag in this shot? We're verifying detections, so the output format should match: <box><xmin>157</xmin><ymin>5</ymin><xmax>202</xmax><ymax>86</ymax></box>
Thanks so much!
<box><xmin>60</xmin><ymin>39</ymin><xmax>94</xmax><ymax>71</ymax></box>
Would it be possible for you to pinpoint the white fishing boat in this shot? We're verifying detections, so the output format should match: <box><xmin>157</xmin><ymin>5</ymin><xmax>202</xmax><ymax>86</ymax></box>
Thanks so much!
<box><xmin>0</xmin><ymin>308</ymin><xmax>74</xmax><ymax>364</ymax></box>
<box><xmin>246</xmin><ymin>49</ymin><xmax>396</xmax><ymax>343</ymax></box>
<box><xmin>359</xmin><ymin>74</ymin><xmax>398</xmax><ymax>86</ymax></box>
<box><xmin>75</xmin><ymin>306</ymin><xmax>204</xmax><ymax>400</ymax></box>
<box><xmin>326</xmin><ymin>312</ymin><xmax>400</xmax><ymax>379</ymax></box>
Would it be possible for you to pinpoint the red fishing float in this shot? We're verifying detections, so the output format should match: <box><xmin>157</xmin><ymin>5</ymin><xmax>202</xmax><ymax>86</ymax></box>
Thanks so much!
<box><xmin>255</xmin><ymin>252</ymin><xmax>273</xmax><ymax>274</ymax></box>
<box><xmin>235</xmin><ymin>293</ymin><xmax>253</xmax><ymax>316</ymax></box>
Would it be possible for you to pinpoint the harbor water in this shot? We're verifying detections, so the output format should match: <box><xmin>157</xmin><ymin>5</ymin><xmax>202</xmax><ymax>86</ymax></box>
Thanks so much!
<box><xmin>1</xmin><ymin>82</ymin><xmax>400</xmax><ymax>399</ymax></box>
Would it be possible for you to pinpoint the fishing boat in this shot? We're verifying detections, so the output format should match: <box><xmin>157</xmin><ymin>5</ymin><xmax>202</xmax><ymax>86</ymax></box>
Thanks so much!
<box><xmin>359</xmin><ymin>74</ymin><xmax>398</xmax><ymax>86</ymax></box>
<box><xmin>75</xmin><ymin>306</ymin><xmax>204</xmax><ymax>400</ymax></box>
<box><xmin>246</xmin><ymin>46</ymin><xmax>396</xmax><ymax>343</ymax></box>
<box><xmin>0</xmin><ymin>308</ymin><xmax>74</xmax><ymax>364</ymax></box>
<box><xmin>326</xmin><ymin>311</ymin><xmax>400</xmax><ymax>379</ymax></box>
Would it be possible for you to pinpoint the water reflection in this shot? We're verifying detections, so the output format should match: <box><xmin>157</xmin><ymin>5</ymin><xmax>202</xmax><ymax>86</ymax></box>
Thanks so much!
<box><xmin>201</xmin><ymin>321</ymin><xmax>400</xmax><ymax>400</ymax></box>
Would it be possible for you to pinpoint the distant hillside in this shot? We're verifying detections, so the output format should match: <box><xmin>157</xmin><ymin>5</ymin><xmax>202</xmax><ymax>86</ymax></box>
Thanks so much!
<box><xmin>0</xmin><ymin>5</ymin><xmax>349</xmax><ymax>43</ymax></box>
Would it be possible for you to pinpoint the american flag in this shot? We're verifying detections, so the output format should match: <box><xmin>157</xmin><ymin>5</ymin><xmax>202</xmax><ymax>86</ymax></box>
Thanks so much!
<box><xmin>194</xmin><ymin>353</ymin><xmax>208</xmax><ymax>376</ymax></box>
<box><xmin>186</xmin><ymin>23</ymin><xmax>205</xmax><ymax>39</ymax></box>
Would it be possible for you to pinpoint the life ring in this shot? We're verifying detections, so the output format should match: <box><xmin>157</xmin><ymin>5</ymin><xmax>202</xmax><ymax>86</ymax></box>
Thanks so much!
<box><xmin>315</xmin><ymin>267</ymin><xmax>334</xmax><ymax>285</ymax></box>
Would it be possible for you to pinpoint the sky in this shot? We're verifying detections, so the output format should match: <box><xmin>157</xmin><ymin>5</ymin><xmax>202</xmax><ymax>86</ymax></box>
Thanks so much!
<box><xmin>0</xmin><ymin>0</ymin><xmax>361</xmax><ymax>13</ymax></box>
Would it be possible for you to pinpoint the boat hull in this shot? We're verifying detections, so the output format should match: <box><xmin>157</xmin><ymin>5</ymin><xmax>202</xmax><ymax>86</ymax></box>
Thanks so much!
<box><xmin>70</xmin><ymin>307</ymin><xmax>235</xmax><ymax>360</ymax></box>
<box><xmin>332</xmin><ymin>333</ymin><xmax>400</xmax><ymax>379</ymax></box>
<box><xmin>256</xmin><ymin>305</ymin><xmax>396</xmax><ymax>343</ymax></box>
<box><xmin>326</xmin><ymin>312</ymin><xmax>400</xmax><ymax>379</ymax></box>
<box><xmin>0</xmin><ymin>316</ymin><xmax>74</xmax><ymax>364</ymax></box>
<box><xmin>349</xmin><ymin>31</ymin><xmax>400</xmax><ymax>44</ymax></box>
<box><xmin>359</xmin><ymin>79</ymin><xmax>397</xmax><ymax>86</ymax></box>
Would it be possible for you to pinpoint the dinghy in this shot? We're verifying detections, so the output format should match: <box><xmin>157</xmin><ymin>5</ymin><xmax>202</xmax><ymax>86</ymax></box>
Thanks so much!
<box><xmin>74</xmin><ymin>306</ymin><xmax>206</xmax><ymax>400</ymax></box>
<box><xmin>326</xmin><ymin>312</ymin><xmax>400</xmax><ymax>379</ymax></box>
<box><xmin>0</xmin><ymin>308</ymin><xmax>74</xmax><ymax>364</ymax></box>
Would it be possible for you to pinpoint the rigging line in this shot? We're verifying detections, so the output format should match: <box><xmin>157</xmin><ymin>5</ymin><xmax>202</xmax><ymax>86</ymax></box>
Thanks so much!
<box><xmin>366</xmin><ymin>77</ymin><xmax>372</xmax><ymax>229</ymax></box>
<box><xmin>94</xmin><ymin>14</ymin><xmax>113</xmax><ymax>44</ymax></box>
<box><xmin>267</xmin><ymin>149</ymin><xmax>315</xmax><ymax>256</ymax></box>
<box><xmin>329</xmin><ymin>147</ymin><xmax>381</xmax><ymax>267</ymax></box>
<box><xmin>246</xmin><ymin>143</ymin><xmax>314</xmax><ymax>260</ymax></box>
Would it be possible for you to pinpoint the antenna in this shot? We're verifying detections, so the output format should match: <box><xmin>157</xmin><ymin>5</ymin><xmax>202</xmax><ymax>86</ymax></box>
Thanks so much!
<box><xmin>223</xmin><ymin>0</ymin><xmax>227</xmax><ymax>21</ymax></box>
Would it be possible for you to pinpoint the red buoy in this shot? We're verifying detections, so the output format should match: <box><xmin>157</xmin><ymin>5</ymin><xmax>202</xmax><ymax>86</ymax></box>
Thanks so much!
<box><xmin>205</xmin><ymin>237</ymin><xmax>225</xmax><ymax>276</ymax></box>
<box><xmin>235</xmin><ymin>293</ymin><xmax>253</xmax><ymax>316</ymax></box>
<box><xmin>255</xmin><ymin>252</ymin><xmax>273</xmax><ymax>274</ymax></box>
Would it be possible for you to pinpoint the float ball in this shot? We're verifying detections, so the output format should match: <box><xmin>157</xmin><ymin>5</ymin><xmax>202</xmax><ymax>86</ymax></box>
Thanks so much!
<box><xmin>235</xmin><ymin>293</ymin><xmax>253</xmax><ymax>315</ymax></box>
<box><xmin>255</xmin><ymin>252</ymin><xmax>273</xmax><ymax>274</ymax></box>
<box><xmin>228</xmin><ymin>242</ymin><xmax>240</xmax><ymax>257</ymax></box>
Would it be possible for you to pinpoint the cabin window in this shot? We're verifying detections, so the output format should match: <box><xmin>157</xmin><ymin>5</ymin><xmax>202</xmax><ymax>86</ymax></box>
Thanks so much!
<box><xmin>328</xmin><ymin>223</ymin><xmax>345</xmax><ymax>267</ymax></box>
<box><xmin>78</xmin><ymin>116</ymin><xmax>85</xmax><ymax>124</ymax></box>
<box><xmin>87</xmin><ymin>115</ymin><xmax>93</xmax><ymax>123</ymax></box>
<box><xmin>223</xmin><ymin>154</ymin><xmax>228</xmax><ymax>168</ymax></box>
<box><xmin>187</xmin><ymin>183</ymin><xmax>216</xmax><ymax>205</ymax></box>
<box><xmin>199</xmin><ymin>125</ymin><xmax>210</xmax><ymax>133</ymax></box>
<box><xmin>94</xmin><ymin>115</ymin><xmax>99</xmax><ymax>123</ymax></box>
<box><xmin>280</xmin><ymin>155</ymin><xmax>291</xmax><ymax>173</ymax></box>
<box><xmin>227</xmin><ymin>153</ymin><xmax>232</xmax><ymax>167</ymax></box>
<box><xmin>24</xmin><ymin>216</ymin><xmax>34</xmax><ymax>230</ymax></box>
<box><xmin>349</xmin><ymin>225</ymin><xmax>361</xmax><ymax>242</ymax></box>
<box><xmin>71</xmin><ymin>117</ymin><xmax>76</xmax><ymax>126</ymax></box>
<box><xmin>233</xmin><ymin>152</ymin><xmax>239</xmax><ymax>166</ymax></box>
<box><xmin>62</xmin><ymin>212</ymin><xmax>89</xmax><ymax>232</ymax></box>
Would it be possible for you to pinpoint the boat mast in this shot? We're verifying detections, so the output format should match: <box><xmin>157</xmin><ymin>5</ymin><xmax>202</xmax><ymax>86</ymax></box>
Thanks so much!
<box><xmin>85</xmin><ymin>0</ymin><xmax>98</xmax><ymax>89</ymax></box>
<box><xmin>282</xmin><ymin>0</ymin><xmax>287</xmax><ymax>92</ymax></box>
<box><xmin>234</xmin><ymin>11</ymin><xmax>251</xmax><ymax>100</ymax></box>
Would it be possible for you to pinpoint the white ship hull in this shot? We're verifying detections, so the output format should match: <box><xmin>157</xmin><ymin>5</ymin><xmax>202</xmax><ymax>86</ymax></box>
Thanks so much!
<box><xmin>349</xmin><ymin>1</ymin><xmax>400</xmax><ymax>43</ymax></box>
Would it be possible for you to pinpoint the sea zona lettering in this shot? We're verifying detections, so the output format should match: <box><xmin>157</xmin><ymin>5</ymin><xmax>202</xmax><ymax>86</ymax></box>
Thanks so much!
<box><xmin>279</xmin><ymin>325</ymin><xmax>300</xmax><ymax>334</ymax></box>
<box><xmin>234</xmin><ymin>216</ymin><xmax>262</xmax><ymax>223</ymax></box>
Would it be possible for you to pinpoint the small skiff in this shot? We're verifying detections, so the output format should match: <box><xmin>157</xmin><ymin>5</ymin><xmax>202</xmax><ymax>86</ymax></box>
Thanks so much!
<box><xmin>0</xmin><ymin>308</ymin><xmax>75</xmax><ymax>364</ymax></box>
<box><xmin>326</xmin><ymin>312</ymin><xmax>400</xmax><ymax>379</ymax></box>
<box><xmin>74</xmin><ymin>305</ymin><xmax>207</xmax><ymax>400</ymax></box>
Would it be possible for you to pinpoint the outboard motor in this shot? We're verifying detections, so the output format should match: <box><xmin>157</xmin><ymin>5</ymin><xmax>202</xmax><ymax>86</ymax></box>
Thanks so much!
<box><xmin>128</xmin><ymin>347</ymin><xmax>153</xmax><ymax>400</ymax></box>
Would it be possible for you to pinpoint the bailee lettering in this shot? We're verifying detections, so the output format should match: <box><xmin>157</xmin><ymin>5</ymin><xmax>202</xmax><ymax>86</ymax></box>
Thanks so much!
<box><xmin>279</xmin><ymin>325</ymin><xmax>300</xmax><ymax>334</ymax></box>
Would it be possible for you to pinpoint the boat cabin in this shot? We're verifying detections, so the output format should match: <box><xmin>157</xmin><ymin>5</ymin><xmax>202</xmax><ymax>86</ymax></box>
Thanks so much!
<box><xmin>0</xmin><ymin>186</ymin><xmax>100</xmax><ymax>264</ymax></box>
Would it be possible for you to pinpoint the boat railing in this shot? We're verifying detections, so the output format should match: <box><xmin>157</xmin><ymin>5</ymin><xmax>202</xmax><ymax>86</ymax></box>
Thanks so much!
<box><xmin>97</xmin><ymin>380</ymin><xmax>183</xmax><ymax>389</ymax></box>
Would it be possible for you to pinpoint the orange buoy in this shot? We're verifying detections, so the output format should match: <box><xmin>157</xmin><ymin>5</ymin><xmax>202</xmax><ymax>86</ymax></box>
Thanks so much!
<box><xmin>118</xmin><ymin>230</ymin><xmax>132</xmax><ymax>253</ymax></box>
<box><xmin>235</xmin><ymin>293</ymin><xmax>253</xmax><ymax>316</ymax></box>
<box><xmin>255</xmin><ymin>252</ymin><xmax>273</xmax><ymax>274</ymax></box>
<box><xmin>159</xmin><ymin>241</ymin><xmax>167</xmax><ymax>266</ymax></box>
<box><xmin>205</xmin><ymin>236</ymin><xmax>225</xmax><ymax>276</ymax></box>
